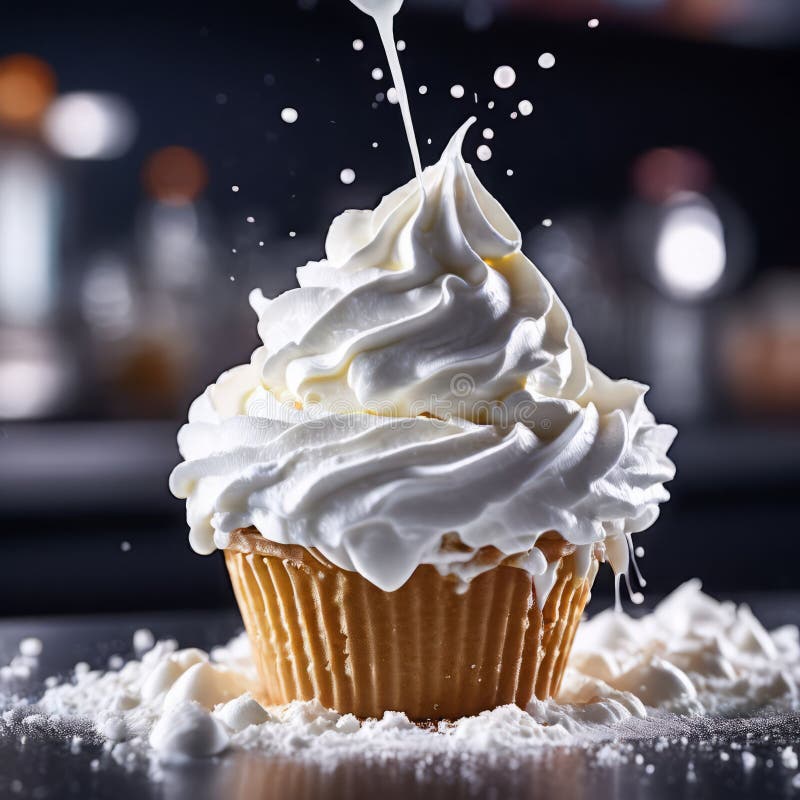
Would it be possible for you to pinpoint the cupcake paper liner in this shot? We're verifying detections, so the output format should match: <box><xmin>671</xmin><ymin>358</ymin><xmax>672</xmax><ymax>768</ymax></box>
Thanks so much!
<box><xmin>224</xmin><ymin>532</ymin><xmax>597</xmax><ymax>721</ymax></box>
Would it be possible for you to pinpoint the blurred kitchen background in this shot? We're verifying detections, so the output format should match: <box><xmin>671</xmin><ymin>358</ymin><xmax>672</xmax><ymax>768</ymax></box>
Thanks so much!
<box><xmin>0</xmin><ymin>0</ymin><xmax>798</xmax><ymax>615</ymax></box>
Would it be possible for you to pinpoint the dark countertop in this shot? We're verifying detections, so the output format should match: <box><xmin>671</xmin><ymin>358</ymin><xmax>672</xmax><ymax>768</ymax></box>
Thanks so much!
<box><xmin>1</xmin><ymin>599</ymin><xmax>799</xmax><ymax>800</ymax></box>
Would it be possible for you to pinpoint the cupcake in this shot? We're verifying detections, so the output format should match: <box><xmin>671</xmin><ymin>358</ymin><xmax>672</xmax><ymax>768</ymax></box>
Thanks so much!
<box><xmin>170</xmin><ymin>119</ymin><xmax>676</xmax><ymax>721</ymax></box>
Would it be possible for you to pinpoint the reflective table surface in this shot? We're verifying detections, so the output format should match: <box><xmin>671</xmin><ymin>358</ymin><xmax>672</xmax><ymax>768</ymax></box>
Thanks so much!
<box><xmin>1</xmin><ymin>598</ymin><xmax>799</xmax><ymax>800</ymax></box>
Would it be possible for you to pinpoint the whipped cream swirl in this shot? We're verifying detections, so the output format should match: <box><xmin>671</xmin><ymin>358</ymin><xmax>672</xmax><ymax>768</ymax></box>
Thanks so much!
<box><xmin>170</xmin><ymin>119</ymin><xmax>676</xmax><ymax>593</ymax></box>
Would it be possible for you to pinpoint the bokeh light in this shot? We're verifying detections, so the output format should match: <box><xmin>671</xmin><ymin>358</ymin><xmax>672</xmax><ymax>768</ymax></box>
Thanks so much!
<box><xmin>142</xmin><ymin>146</ymin><xmax>208</xmax><ymax>205</ymax></box>
<box><xmin>655</xmin><ymin>196</ymin><xmax>727</xmax><ymax>299</ymax></box>
<box><xmin>633</xmin><ymin>147</ymin><xmax>713</xmax><ymax>204</ymax></box>
<box><xmin>0</xmin><ymin>54</ymin><xmax>56</xmax><ymax>129</ymax></box>
<box><xmin>43</xmin><ymin>93</ymin><xmax>137</xmax><ymax>160</ymax></box>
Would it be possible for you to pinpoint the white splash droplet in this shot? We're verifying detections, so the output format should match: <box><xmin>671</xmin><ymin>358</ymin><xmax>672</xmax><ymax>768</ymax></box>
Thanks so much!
<box><xmin>133</xmin><ymin>629</ymin><xmax>155</xmax><ymax>652</ymax></box>
<box><xmin>510</xmin><ymin>111</ymin><xmax>518</xmax><ymax>119</ymax></box>
<box><xmin>518</xmin><ymin>100</ymin><xmax>533</xmax><ymax>116</ymax></box>
<box><xmin>493</xmin><ymin>65</ymin><xmax>516</xmax><ymax>89</ymax></box>
<box><xmin>372</xmin><ymin>141</ymin><xmax>379</xmax><ymax>148</ymax></box>
<box><xmin>635</xmin><ymin>546</ymin><xmax>645</xmax><ymax>558</ymax></box>
<box><xmin>280</xmin><ymin>107</ymin><xmax>298</xmax><ymax>124</ymax></box>
<box><xmin>487</xmin><ymin>100</ymin><xmax>495</xmax><ymax>109</ymax></box>
<box><xmin>450</xmin><ymin>84</ymin><xmax>465</xmax><ymax>99</ymax></box>
<box><xmin>482</xmin><ymin>128</ymin><xmax>494</xmax><ymax>140</ymax></box>
<box><xmin>352</xmin><ymin>38</ymin><xmax>364</xmax><ymax>51</ymax></box>
<box><xmin>340</xmin><ymin>168</ymin><xmax>356</xmax><ymax>185</ymax></box>
<box><xmin>542</xmin><ymin>218</ymin><xmax>552</xmax><ymax>227</ymax></box>
<box><xmin>418</xmin><ymin>85</ymin><xmax>428</xmax><ymax>95</ymax></box>
<box><xmin>397</xmin><ymin>40</ymin><xmax>406</xmax><ymax>51</ymax></box>
<box><xmin>538</xmin><ymin>52</ymin><xmax>556</xmax><ymax>69</ymax></box>
<box><xmin>289</xmin><ymin>231</ymin><xmax>296</xmax><ymax>238</ymax></box>
<box><xmin>371</xmin><ymin>67</ymin><xmax>383</xmax><ymax>81</ymax></box>
<box><xmin>231</xmin><ymin>185</ymin><xmax>239</xmax><ymax>192</ymax></box>
<box><xmin>246</xmin><ymin>216</ymin><xmax>255</xmax><ymax>223</ymax></box>
<box><xmin>19</xmin><ymin>638</ymin><xmax>42</xmax><ymax>658</ymax></box>
<box><xmin>387</xmin><ymin>87</ymin><xmax>399</xmax><ymax>104</ymax></box>
<box><xmin>588</xmin><ymin>18</ymin><xmax>599</xmax><ymax>29</ymax></box>
<box><xmin>476</xmin><ymin>145</ymin><xmax>492</xmax><ymax>162</ymax></box>
<box><xmin>506</xmin><ymin>169</ymin><xmax>514</xmax><ymax>176</ymax></box>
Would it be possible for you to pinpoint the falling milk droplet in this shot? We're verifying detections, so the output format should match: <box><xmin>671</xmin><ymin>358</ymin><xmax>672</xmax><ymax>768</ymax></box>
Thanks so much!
<box><xmin>538</xmin><ymin>52</ymin><xmax>555</xmax><ymax>69</ymax></box>
<box><xmin>353</xmin><ymin>38</ymin><xmax>364</xmax><ymax>50</ymax></box>
<box><xmin>518</xmin><ymin>100</ymin><xmax>533</xmax><ymax>116</ymax></box>
<box><xmin>371</xmin><ymin>67</ymin><xmax>383</xmax><ymax>80</ymax></box>
<box><xmin>588</xmin><ymin>18</ymin><xmax>599</xmax><ymax>29</ymax></box>
<box><xmin>387</xmin><ymin>87</ymin><xmax>399</xmax><ymax>104</ymax></box>
<box><xmin>506</xmin><ymin>169</ymin><xmax>514</xmax><ymax>176</ymax></box>
<box><xmin>280</xmin><ymin>107</ymin><xmax>299</xmax><ymax>124</ymax></box>
<box><xmin>340</xmin><ymin>168</ymin><xmax>356</xmax><ymax>184</ymax></box>
<box><xmin>231</xmin><ymin>185</ymin><xmax>240</xmax><ymax>192</ymax></box>
<box><xmin>397</xmin><ymin>40</ymin><xmax>406</xmax><ymax>51</ymax></box>
<box><xmin>450</xmin><ymin>84</ymin><xmax>465</xmax><ymax>99</ymax></box>
<box><xmin>246</xmin><ymin>216</ymin><xmax>255</xmax><ymax>223</ymax></box>
<box><xmin>493</xmin><ymin>65</ymin><xmax>516</xmax><ymax>89</ymax></box>
<box><xmin>482</xmin><ymin>128</ymin><xmax>494</xmax><ymax>140</ymax></box>
<box><xmin>542</xmin><ymin>218</ymin><xmax>552</xmax><ymax>227</ymax></box>
<box><xmin>418</xmin><ymin>85</ymin><xmax>427</xmax><ymax>95</ymax></box>
<box><xmin>476</xmin><ymin>145</ymin><xmax>492</xmax><ymax>162</ymax></box>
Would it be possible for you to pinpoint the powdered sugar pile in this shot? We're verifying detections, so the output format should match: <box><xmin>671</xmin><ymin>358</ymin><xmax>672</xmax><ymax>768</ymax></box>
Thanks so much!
<box><xmin>567</xmin><ymin>580</ymin><xmax>799</xmax><ymax>717</ymax></box>
<box><xmin>1</xmin><ymin>582</ymin><xmax>798</xmax><ymax>769</ymax></box>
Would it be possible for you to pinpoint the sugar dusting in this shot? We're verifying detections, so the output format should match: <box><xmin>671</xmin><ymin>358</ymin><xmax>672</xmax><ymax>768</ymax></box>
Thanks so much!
<box><xmin>2</xmin><ymin>582</ymin><xmax>798</xmax><ymax>771</ymax></box>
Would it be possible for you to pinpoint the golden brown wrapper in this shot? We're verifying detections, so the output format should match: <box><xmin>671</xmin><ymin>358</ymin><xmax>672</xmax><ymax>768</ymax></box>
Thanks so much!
<box><xmin>223</xmin><ymin>530</ymin><xmax>598</xmax><ymax>721</ymax></box>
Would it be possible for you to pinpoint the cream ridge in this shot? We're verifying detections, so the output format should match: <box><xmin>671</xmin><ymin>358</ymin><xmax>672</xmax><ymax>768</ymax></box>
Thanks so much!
<box><xmin>169</xmin><ymin>119</ymin><xmax>676</xmax><ymax>598</ymax></box>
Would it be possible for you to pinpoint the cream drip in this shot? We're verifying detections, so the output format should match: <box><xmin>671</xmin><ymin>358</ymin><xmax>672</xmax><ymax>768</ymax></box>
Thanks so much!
<box><xmin>350</xmin><ymin>0</ymin><xmax>422</xmax><ymax>182</ymax></box>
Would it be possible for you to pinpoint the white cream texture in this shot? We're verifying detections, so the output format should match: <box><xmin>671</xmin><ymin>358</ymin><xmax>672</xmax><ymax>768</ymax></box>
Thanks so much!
<box><xmin>13</xmin><ymin>583</ymin><xmax>798</xmax><ymax>763</ymax></box>
<box><xmin>169</xmin><ymin>120</ymin><xmax>676</xmax><ymax>593</ymax></box>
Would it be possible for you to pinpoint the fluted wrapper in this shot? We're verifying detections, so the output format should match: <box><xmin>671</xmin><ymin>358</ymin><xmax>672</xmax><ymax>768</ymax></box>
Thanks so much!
<box><xmin>224</xmin><ymin>530</ymin><xmax>597</xmax><ymax>721</ymax></box>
